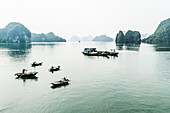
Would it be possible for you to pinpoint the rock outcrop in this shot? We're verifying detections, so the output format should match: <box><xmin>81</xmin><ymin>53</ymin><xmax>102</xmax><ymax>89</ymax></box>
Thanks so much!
<box><xmin>92</xmin><ymin>35</ymin><xmax>113</xmax><ymax>42</ymax></box>
<box><xmin>0</xmin><ymin>22</ymin><xmax>66</xmax><ymax>43</ymax></box>
<box><xmin>142</xmin><ymin>18</ymin><xmax>170</xmax><ymax>44</ymax></box>
<box><xmin>31</xmin><ymin>32</ymin><xmax>66</xmax><ymax>42</ymax></box>
<box><xmin>115</xmin><ymin>31</ymin><xmax>125</xmax><ymax>43</ymax></box>
<box><xmin>115</xmin><ymin>30</ymin><xmax>141</xmax><ymax>44</ymax></box>
<box><xmin>0</xmin><ymin>22</ymin><xmax>31</xmax><ymax>43</ymax></box>
<box><xmin>45</xmin><ymin>32</ymin><xmax>66</xmax><ymax>42</ymax></box>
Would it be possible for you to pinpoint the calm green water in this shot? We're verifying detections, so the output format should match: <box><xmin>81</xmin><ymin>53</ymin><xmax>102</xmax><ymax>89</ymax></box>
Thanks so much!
<box><xmin>0</xmin><ymin>42</ymin><xmax>170</xmax><ymax>113</ymax></box>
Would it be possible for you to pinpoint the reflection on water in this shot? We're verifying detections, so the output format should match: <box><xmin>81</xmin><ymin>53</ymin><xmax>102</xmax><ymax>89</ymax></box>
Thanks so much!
<box><xmin>84</xmin><ymin>55</ymin><xmax>117</xmax><ymax>59</ymax></box>
<box><xmin>0</xmin><ymin>43</ymin><xmax>31</xmax><ymax>50</ymax></box>
<box><xmin>116</xmin><ymin>43</ymin><xmax>170</xmax><ymax>52</ymax></box>
<box><xmin>31</xmin><ymin>42</ymin><xmax>66</xmax><ymax>48</ymax></box>
<box><xmin>116</xmin><ymin>43</ymin><xmax>124</xmax><ymax>50</ymax></box>
<box><xmin>84</xmin><ymin>55</ymin><xmax>110</xmax><ymax>59</ymax></box>
<box><xmin>154</xmin><ymin>45</ymin><xmax>170</xmax><ymax>51</ymax></box>
<box><xmin>0</xmin><ymin>43</ymin><xmax>31</xmax><ymax>59</ymax></box>
<box><xmin>116</xmin><ymin>43</ymin><xmax>140</xmax><ymax>51</ymax></box>
<box><xmin>15</xmin><ymin>76</ymin><xmax>38</xmax><ymax>83</ymax></box>
<box><xmin>1</xmin><ymin>42</ymin><xmax>170</xmax><ymax>113</ymax></box>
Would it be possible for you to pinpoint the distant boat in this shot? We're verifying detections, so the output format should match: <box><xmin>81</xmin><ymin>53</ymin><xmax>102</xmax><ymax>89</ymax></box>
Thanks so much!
<box><xmin>49</xmin><ymin>66</ymin><xmax>60</xmax><ymax>72</ymax></box>
<box><xmin>82</xmin><ymin>48</ymin><xmax>108</xmax><ymax>56</ymax></box>
<box><xmin>31</xmin><ymin>62</ymin><xmax>43</xmax><ymax>67</ymax></box>
<box><xmin>82</xmin><ymin>48</ymin><xmax>118</xmax><ymax>57</ymax></box>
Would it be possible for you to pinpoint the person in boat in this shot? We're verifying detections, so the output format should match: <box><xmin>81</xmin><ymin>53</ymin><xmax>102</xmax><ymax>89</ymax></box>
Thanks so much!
<box><xmin>63</xmin><ymin>77</ymin><xmax>67</xmax><ymax>81</ymax></box>
<box><xmin>22</xmin><ymin>69</ymin><xmax>26</xmax><ymax>74</ymax></box>
<box><xmin>33</xmin><ymin>61</ymin><xmax>36</xmax><ymax>65</ymax></box>
<box><xmin>51</xmin><ymin>66</ymin><xmax>54</xmax><ymax>69</ymax></box>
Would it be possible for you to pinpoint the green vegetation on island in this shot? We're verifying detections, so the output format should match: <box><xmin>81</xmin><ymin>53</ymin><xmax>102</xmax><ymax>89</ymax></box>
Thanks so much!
<box><xmin>92</xmin><ymin>35</ymin><xmax>113</xmax><ymax>42</ymax></box>
<box><xmin>115</xmin><ymin>30</ymin><xmax>141</xmax><ymax>44</ymax></box>
<box><xmin>142</xmin><ymin>18</ymin><xmax>170</xmax><ymax>44</ymax></box>
<box><xmin>31</xmin><ymin>32</ymin><xmax>66</xmax><ymax>42</ymax></box>
<box><xmin>0</xmin><ymin>22</ymin><xmax>31</xmax><ymax>43</ymax></box>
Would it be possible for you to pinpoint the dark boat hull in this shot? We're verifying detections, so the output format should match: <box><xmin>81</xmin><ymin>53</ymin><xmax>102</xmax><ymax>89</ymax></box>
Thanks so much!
<box><xmin>49</xmin><ymin>66</ymin><xmax>60</xmax><ymax>72</ymax></box>
<box><xmin>108</xmin><ymin>52</ymin><xmax>119</xmax><ymax>56</ymax></box>
<box><xmin>15</xmin><ymin>72</ymin><xmax>38</xmax><ymax>78</ymax></box>
<box><xmin>51</xmin><ymin>81</ymin><xmax>69</xmax><ymax>86</ymax></box>
<box><xmin>97</xmin><ymin>51</ymin><xmax>119</xmax><ymax>56</ymax></box>
<box><xmin>82</xmin><ymin>52</ymin><xmax>108</xmax><ymax>57</ymax></box>
<box><xmin>32</xmin><ymin>62</ymin><xmax>43</xmax><ymax>67</ymax></box>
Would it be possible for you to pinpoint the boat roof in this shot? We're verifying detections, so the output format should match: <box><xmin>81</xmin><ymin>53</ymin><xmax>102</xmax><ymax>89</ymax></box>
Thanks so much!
<box><xmin>84</xmin><ymin>48</ymin><xmax>96</xmax><ymax>50</ymax></box>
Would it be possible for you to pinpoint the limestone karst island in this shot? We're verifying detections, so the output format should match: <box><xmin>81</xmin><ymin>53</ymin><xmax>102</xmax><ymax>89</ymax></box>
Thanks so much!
<box><xmin>0</xmin><ymin>22</ymin><xmax>66</xmax><ymax>43</ymax></box>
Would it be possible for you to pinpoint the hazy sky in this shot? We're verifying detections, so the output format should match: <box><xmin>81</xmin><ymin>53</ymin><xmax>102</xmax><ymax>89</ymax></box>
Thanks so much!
<box><xmin>0</xmin><ymin>0</ymin><xmax>169</xmax><ymax>39</ymax></box>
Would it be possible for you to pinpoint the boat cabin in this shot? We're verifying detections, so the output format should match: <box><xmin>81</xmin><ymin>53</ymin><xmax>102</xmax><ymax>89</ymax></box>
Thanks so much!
<box><xmin>84</xmin><ymin>48</ymin><xmax>97</xmax><ymax>53</ymax></box>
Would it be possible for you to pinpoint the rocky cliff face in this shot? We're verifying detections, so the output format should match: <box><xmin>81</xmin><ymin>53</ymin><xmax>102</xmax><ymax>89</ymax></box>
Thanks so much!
<box><xmin>125</xmin><ymin>30</ymin><xmax>141</xmax><ymax>43</ymax></box>
<box><xmin>0</xmin><ymin>22</ymin><xmax>31</xmax><ymax>43</ymax></box>
<box><xmin>92</xmin><ymin>35</ymin><xmax>113</xmax><ymax>42</ymax></box>
<box><xmin>115</xmin><ymin>31</ymin><xmax>125</xmax><ymax>43</ymax></box>
<box><xmin>5</xmin><ymin>22</ymin><xmax>31</xmax><ymax>43</ymax></box>
<box><xmin>115</xmin><ymin>30</ymin><xmax>141</xmax><ymax>44</ymax></box>
<box><xmin>142</xmin><ymin>18</ymin><xmax>170</xmax><ymax>44</ymax></box>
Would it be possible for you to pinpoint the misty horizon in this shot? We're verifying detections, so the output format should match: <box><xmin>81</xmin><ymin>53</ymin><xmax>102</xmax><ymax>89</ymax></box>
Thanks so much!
<box><xmin>0</xmin><ymin>0</ymin><xmax>169</xmax><ymax>39</ymax></box>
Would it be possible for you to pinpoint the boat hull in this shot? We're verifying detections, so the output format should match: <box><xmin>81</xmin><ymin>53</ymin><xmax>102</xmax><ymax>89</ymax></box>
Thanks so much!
<box><xmin>31</xmin><ymin>62</ymin><xmax>43</xmax><ymax>67</ymax></box>
<box><xmin>15</xmin><ymin>72</ymin><xmax>38</xmax><ymax>78</ymax></box>
<box><xmin>51</xmin><ymin>81</ymin><xmax>69</xmax><ymax>86</ymax></box>
<box><xmin>108</xmin><ymin>52</ymin><xmax>119</xmax><ymax>56</ymax></box>
<box><xmin>49</xmin><ymin>66</ymin><xmax>60</xmax><ymax>72</ymax></box>
<box><xmin>82</xmin><ymin>52</ymin><xmax>108</xmax><ymax>57</ymax></box>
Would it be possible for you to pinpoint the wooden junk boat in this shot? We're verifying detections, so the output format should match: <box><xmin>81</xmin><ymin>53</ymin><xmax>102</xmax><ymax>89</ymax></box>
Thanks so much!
<box><xmin>31</xmin><ymin>62</ymin><xmax>43</xmax><ymax>67</ymax></box>
<box><xmin>82</xmin><ymin>48</ymin><xmax>108</xmax><ymax>57</ymax></box>
<box><xmin>82</xmin><ymin>48</ymin><xmax>119</xmax><ymax>56</ymax></box>
<box><xmin>51</xmin><ymin>78</ymin><xmax>70</xmax><ymax>87</ymax></box>
<box><xmin>15</xmin><ymin>71</ymin><xmax>38</xmax><ymax>78</ymax></box>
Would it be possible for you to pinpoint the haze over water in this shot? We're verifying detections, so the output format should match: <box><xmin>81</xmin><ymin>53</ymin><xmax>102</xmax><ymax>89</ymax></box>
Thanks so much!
<box><xmin>0</xmin><ymin>42</ymin><xmax>170</xmax><ymax>113</ymax></box>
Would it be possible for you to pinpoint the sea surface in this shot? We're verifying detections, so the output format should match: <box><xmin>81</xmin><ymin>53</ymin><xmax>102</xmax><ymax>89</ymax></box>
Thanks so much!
<box><xmin>0</xmin><ymin>42</ymin><xmax>170</xmax><ymax>113</ymax></box>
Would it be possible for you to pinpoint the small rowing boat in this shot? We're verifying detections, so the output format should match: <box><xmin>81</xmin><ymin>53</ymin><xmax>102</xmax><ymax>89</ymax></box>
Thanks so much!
<box><xmin>15</xmin><ymin>71</ymin><xmax>38</xmax><ymax>78</ymax></box>
<box><xmin>31</xmin><ymin>62</ymin><xmax>43</xmax><ymax>67</ymax></box>
<box><xmin>51</xmin><ymin>77</ymin><xmax>70</xmax><ymax>87</ymax></box>
<box><xmin>49</xmin><ymin>66</ymin><xmax>60</xmax><ymax>72</ymax></box>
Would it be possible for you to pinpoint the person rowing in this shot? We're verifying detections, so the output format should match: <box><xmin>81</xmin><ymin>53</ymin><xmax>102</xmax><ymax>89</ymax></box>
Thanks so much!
<box><xmin>22</xmin><ymin>69</ymin><xmax>26</xmax><ymax>74</ymax></box>
<box><xmin>63</xmin><ymin>77</ymin><xmax>67</xmax><ymax>81</ymax></box>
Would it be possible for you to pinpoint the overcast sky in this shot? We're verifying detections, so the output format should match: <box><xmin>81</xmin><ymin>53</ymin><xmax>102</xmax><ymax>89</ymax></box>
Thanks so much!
<box><xmin>0</xmin><ymin>0</ymin><xmax>169</xmax><ymax>39</ymax></box>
